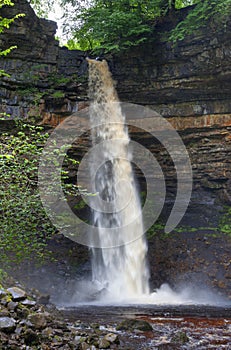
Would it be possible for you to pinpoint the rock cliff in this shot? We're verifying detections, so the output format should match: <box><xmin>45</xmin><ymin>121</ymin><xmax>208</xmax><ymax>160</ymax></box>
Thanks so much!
<box><xmin>0</xmin><ymin>0</ymin><xmax>230</xmax><ymax>297</ymax></box>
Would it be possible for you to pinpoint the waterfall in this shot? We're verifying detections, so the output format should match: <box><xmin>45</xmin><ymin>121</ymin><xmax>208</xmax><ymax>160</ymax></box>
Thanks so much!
<box><xmin>87</xmin><ymin>59</ymin><xmax>150</xmax><ymax>301</ymax></box>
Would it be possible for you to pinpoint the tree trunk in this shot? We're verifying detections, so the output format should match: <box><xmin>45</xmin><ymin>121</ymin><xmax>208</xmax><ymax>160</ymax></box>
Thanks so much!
<box><xmin>169</xmin><ymin>0</ymin><xmax>176</xmax><ymax>9</ymax></box>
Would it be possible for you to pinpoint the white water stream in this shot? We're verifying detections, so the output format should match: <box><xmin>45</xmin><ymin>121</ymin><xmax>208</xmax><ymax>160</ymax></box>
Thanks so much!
<box><xmin>88</xmin><ymin>59</ymin><xmax>149</xmax><ymax>301</ymax></box>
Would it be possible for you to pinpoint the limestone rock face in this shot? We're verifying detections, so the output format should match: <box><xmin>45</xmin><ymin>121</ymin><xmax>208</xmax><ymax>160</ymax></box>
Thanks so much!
<box><xmin>0</xmin><ymin>0</ymin><xmax>87</xmax><ymax>121</ymax></box>
<box><xmin>0</xmin><ymin>0</ymin><xmax>58</xmax><ymax>63</ymax></box>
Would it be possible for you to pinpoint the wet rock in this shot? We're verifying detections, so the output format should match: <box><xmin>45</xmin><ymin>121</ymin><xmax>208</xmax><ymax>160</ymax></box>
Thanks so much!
<box><xmin>0</xmin><ymin>306</ymin><xmax>10</xmax><ymax>317</ymax></box>
<box><xmin>16</xmin><ymin>304</ymin><xmax>30</xmax><ymax>318</ymax></box>
<box><xmin>73</xmin><ymin>335</ymin><xmax>83</xmax><ymax>345</ymax></box>
<box><xmin>7</xmin><ymin>301</ymin><xmax>18</xmax><ymax>311</ymax></box>
<box><xmin>7</xmin><ymin>287</ymin><xmax>27</xmax><ymax>301</ymax></box>
<box><xmin>157</xmin><ymin>344</ymin><xmax>180</xmax><ymax>349</ymax></box>
<box><xmin>98</xmin><ymin>337</ymin><xmax>110</xmax><ymax>348</ymax></box>
<box><xmin>0</xmin><ymin>289</ymin><xmax>7</xmax><ymax>299</ymax></box>
<box><xmin>23</xmin><ymin>328</ymin><xmax>40</xmax><ymax>345</ymax></box>
<box><xmin>0</xmin><ymin>296</ymin><xmax>9</xmax><ymax>307</ymax></box>
<box><xmin>116</xmin><ymin>318</ymin><xmax>153</xmax><ymax>332</ymax></box>
<box><xmin>91</xmin><ymin>322</ymin><xmax>100</xmax><ymax>330</ymax></box>
<box><xmin>28</xmin><ymin>312</ymin><xmax>47</xmax><ymax>329</ymax></box>
<box><xmin>42</xmin><ymin>326</ymin><xmax>54</xmax><ymax>337</ymax></box>
<box><xmin>21</xmin><ymin>298</ymin><xmax>36</xmax><ymax>307</ymax></box>
<box><xmin>81</xmin><ymin>342</ymin><xmax>96</xmax><ymax>350</ymax></box>
<box><xmin>0</xmin><ymin>317</ymin><xmax>16</xmax><ymax>332</ymax></box>
<box><xmin>19</xmin><ymin>319</ymin><xmax>33</xmax><ymax>327</ymax></box>
<box><xmin>38</xmin><ymin>294</ymin><xmax>50</xmax><ymax>305</ymax></box>
<box><xmin>87</xmin><ymin>334</ymin><xmax>99</xmax><ymax>346</ymax></box>
<box><xmin>171</xmin><ymin>331</ymin><xmax>189</xmax><ymax>344</ymax></box>
<box><xmin>104</xmin><ymin>332</ymin><xmax>119</xmax><ymax>344</ymax></box>
<box><xmin>15</xmin><ymin>325</ymin><xmax>23</xmax><ymax>335</ymax></box>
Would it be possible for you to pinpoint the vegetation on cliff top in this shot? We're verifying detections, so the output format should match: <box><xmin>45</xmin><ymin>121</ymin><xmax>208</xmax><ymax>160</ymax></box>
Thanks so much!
<box><xmin>29</xmin><ymin>0</ymin><xmax>231</xmax><ymax>52</ymax></box>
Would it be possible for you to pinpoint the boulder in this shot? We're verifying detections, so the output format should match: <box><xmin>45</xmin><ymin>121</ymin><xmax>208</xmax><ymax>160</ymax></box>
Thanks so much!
<box><xmin>7</xmin><ymin>287</ymin><xmax>27</xmax><ymax>301</ymax></box>
<box><xmin>28</xmin><ymin>313</ymin><xmax>47</xmax><ymax>330</ymax></box>
<box><xmin>0</xmin><ymin>317</ymin><xmax>16</xmax><ymax>332</ymax></box>
<box><xmin>37</xmin><ymin>294</ymin><xmax>50</xmax><ymax>305</ymax></box>
<box><xmin>171</xmin><ymin>331</ymin><xmax>189</xmax><ymax>344</ymax></box>
<box><xmin>104</xmin><ymin>332</ymin><xmax>119</xmax><ymax>344</ymax></box>
<box><xmin>21</xmin><ymin>299</ymin><xmax>36</xmax><ymax>307</ymax></box>
<box><xmin>116</xmin><ymin>318</ymin><xmax>153</xmax><ymax>332</ymax></box>
<box><xmin>81</xmin><ymin>342</ymin><xmax>96</xmax><ymax>350</ymax></box>
<box><xmin>98</xmin><ymin>338</ymin><xmax>110</xmax><ymax>349</ymax></box>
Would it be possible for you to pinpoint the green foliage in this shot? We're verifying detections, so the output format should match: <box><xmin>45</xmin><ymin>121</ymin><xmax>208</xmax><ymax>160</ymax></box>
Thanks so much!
<box><xmin>0</xmin><ymin>45</ymin><xmax>17</xmax><ymax>56</ymax></box>
<box><xmin>28</xmin><ymin>0</ymin><xmax>54</xmax><ymax>17</ymax></box>
<box><xmin>219</xmin><ymin>206</ymin><xmax>231</xmax><ymax>235</ymax></box>
<box><xmin>0</xmin><ymin>120</ymin><xmax>81</xmax><ymax>266</ymax></box>
<box><xmin>0</xmin><ymin>268</ymin><xmax>7</xmax><ymax>284</ymax></box>
<box><xmin>168</xmin><ymin>0</ymin><xmax>231</xmax><ymax>42</ymax></box>
<box><xmin>60</xmin><ymin>0</ymin><xmax>231</xmax><ymax>52</ymax></box>
<box><xmin>51</xmin><ymin>90</ymin><xmax>65</xmax><ymax>98</ymax></box>
<box><xmin>0</xmin><ymin>123</ymin><xmax>53</xmax><ymax>265</ymax></box>
<box><xmin>0</xmin><ymin>69</ymin><xmax>10</xmax><ymax>77</ymax></box>
<box><xmin>146</xmin><ymin>220</ymin><xmax>165</xmax><ymax>239</ymax></box>
<box><xmin>62</xmin><ymin>0</ymin><xmax>160</xmax><ymax>52</ymax></box>
<box><xmin>20</xmin><ymin>0</ymin><xmax>231</xmax><ymax>52</ymax></box>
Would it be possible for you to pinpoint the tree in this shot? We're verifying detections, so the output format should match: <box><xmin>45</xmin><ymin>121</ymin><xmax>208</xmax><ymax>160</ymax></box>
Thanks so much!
<box><xmin>61</xmin><ymin>0</ymin><xmax>178</xmax><ymax>52</ymax></box>
<box><xmin>67</xmin><ymin>0</ymin><xmax>154</xmax><ymax>52</ymax></box>
<box><xmin>60</xmin><ymin>0</ymin><xmax>231</xmax><ymax>52</ymax></box>
<box><xmin>11</xmin><ymin>0</ymin><xmax>231</xmax><ymax>52</ymax></box>
<box><xmin>27</xmin><ymin>0</ymin><xmax>231</xmax><ymax>51</ymax></box>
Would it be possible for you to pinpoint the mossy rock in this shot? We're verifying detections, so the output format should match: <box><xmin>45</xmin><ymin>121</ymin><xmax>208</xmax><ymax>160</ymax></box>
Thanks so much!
<box><xmin>116</xmin><ymin>318</ymin><xmax>152</xmax><ymax>332</ymax></box>
<box><xmin>171</xmin><ymin>331</ymin><xmax>189</xmax><ymax>344</ymax></box>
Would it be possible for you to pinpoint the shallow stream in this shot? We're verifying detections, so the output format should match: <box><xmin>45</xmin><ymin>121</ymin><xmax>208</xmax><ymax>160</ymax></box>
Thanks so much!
<box><xmin>60</xmin><ymin>304</ymin><xmax>231</xmax><ymax>349</ymax></box>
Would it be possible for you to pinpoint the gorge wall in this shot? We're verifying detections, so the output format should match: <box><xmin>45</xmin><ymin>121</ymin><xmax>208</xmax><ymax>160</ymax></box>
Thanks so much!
<box><xmin>0</xmin><ymin>0</ymin><xmax>230</xmax><ymax>298</ymax></box>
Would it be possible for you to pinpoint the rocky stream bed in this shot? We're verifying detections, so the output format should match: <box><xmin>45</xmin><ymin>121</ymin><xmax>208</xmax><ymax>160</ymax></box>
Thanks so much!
<box><xmin>0</xmin><ymin>284</ymin><xmax>230</xmax><ymax>349</ymax></box>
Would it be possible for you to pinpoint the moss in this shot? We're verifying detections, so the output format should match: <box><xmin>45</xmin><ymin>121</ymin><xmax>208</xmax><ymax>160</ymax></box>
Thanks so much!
<box><xmin>46</xmin><ymin>74</ymin><xmax>71</xmax><ymax>86</ymax></box>
<box><xmin>0</xmin><ymin>269</ymin><xmax>7</xmax><ymax>284</ymax></box>
<box><xmin>146</xmin><ymin>221</ymin><xmax>164</xmax><ymax>239</ymax></box>
<box><xmin>146</xmin><ymin>221</ymin><xmax>225</xmax><ymax>240</ymax></box>
<box><xmin>51</xmin><ymin>91</ymin><xmax>65</xmax><ymax>98</ymax></box>
<box><xmin>219</xmin><ymin>206</ymin><xmax>231</xmax><ymax>236</ymax></box>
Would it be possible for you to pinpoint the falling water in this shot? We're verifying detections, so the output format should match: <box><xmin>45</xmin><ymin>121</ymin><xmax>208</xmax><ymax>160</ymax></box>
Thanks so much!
<box><xmin>87</xmin><ymin>59</ymin><xmax>150</xmax><ymax>301</ymax></box>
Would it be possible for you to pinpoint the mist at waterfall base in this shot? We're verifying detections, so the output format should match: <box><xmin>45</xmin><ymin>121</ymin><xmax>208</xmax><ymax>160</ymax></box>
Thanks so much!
<box><xmin>63</xmin><ymin>59</ymin><xmax>228</xmax><ymax>308</ymax></box>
